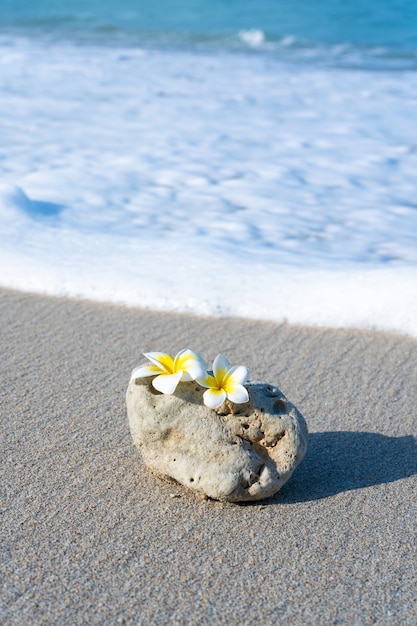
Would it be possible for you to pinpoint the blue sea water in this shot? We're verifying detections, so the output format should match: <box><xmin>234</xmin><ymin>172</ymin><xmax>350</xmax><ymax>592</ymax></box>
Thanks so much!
<box><xmin>1</xmin><ymin>0</ymin><xmax>417</xmax><ymax>67</ymax></box>
<box><xmin>1</xmin><ymin>0</ymin><xmax>417</xmax><ymax>334</ymax></box>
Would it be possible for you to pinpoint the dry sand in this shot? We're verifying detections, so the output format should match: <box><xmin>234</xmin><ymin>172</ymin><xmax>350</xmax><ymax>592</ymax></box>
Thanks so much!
<box><xmin>1</xmin><ymin>287</ymin><xmax>416</xmax><ymax>625</ymax></box>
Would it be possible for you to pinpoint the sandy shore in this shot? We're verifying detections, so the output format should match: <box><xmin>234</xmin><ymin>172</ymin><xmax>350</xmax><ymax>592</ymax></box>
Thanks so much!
<box><xmin>1</xmin><ymin>287</ymin><xmax>416</xmax><ymax>625</ymax></box>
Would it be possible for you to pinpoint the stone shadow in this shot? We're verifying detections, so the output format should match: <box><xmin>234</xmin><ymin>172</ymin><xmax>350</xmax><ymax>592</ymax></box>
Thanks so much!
<box><xmin>272</xmin><ymin>431</ymin><xmax>417</xmax><ymax>504</ymax></box>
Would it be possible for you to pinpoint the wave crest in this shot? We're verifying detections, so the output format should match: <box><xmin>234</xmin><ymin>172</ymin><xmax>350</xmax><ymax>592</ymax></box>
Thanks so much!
<box><xmin>238</xmin><ymin>29</ymin><xmax>265</xmax><ymax>48</ymax></box>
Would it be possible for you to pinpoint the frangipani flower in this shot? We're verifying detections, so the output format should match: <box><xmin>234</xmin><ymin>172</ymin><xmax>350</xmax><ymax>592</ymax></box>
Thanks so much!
<box><xmin>197</xmin><ymin>354</ymin><xmax>249</xmax><ymax>409</ymax></box>
<box><xmin>130</xmin><ymin>349</ymin><xmax>205</xmax><ymax>395</ymax></box>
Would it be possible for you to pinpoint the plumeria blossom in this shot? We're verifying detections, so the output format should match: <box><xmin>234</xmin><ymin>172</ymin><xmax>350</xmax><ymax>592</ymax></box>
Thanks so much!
<box><xmin>130</xmin><ymin>349</ymin><xmax>206</xmax><ymax>395</ymax></box>
<box><xmin>197</xmin><ymin>354</ymin><xmax>249</xmax><ymax>409</ymax></box>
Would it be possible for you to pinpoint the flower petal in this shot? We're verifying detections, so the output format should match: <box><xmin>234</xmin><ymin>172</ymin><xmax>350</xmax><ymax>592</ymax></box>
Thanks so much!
<box><xmin>203</xmin><ymin>388</ymin><xmax>227</xmax><ymax>409</ymax></box>
<box><xmin>225</xmin><ymin>383</ymin><xmax>249</xmax><ymax>405</ymax></box>
<box><xmin>196</xmin><ymin>373</ymin><xmax>217</xmax><ymax>389</ymax></box>
<box><xmin>152</xmin><ymin>371</ymin><xmax>182</xmax><ymax>394</ymax></box>
<box><xmin>225</xmin><ymin>365</ymin><xmax>249</xmax><ymax>387</ymax></box>
<box><xmin>174</xmin><ymin>349</ymin><xmax>206</xmax><ymax>381</ymax></box>
<box><xmin>143</xmin><ymin>352</ymin><xmax>174</xmax><ymax>374</ymax></box>
<box><xmin>130</xmin><ymin>364</ymin><xmax>162</xmax><ymax>382</ymax></box>
<box><xmin>212</xmin><ymin>354</ymin><xmax>230</xmax><ymax>385</ymax></box>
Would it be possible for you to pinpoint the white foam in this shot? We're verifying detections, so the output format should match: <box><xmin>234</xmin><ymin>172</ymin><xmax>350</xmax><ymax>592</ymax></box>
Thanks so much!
<box><xmin>1</xmin><ymin>38</ymin><xmax>417</xmax><ymax>337</ymax></box>
<box><xmin>239</xmin><ymin>29</ymin><xmax>265</xmax><ymax>47</ymax></box>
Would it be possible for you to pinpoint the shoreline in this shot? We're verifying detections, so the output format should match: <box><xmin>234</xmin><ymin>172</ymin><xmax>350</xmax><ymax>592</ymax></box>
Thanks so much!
<box><xmin>1</xmin><ymin>280</ymin><xmax>411</xmax><ymax>336</ymax></box>
<box><xmin>1</xmin><ymin>286</ymin><xmax>416</xmax><ymax>625</ymax></box>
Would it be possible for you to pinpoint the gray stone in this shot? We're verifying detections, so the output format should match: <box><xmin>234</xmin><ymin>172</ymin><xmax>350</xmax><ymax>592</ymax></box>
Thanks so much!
<box><xmin>126</xmin><ymin>378</ymin><xmax>308</xmax><ymax>502</ymax></box>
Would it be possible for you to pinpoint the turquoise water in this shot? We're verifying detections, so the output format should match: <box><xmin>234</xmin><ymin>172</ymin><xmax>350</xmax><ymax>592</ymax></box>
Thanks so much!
<box><xmin>1</xmin><ymin>1</ymin><xmax>417</xmax><ymax>333</ymax></box>
<box><xmin>1</xmin><ymin>0</ymin><xmax>417</xmax><ymax>54</ymax></box>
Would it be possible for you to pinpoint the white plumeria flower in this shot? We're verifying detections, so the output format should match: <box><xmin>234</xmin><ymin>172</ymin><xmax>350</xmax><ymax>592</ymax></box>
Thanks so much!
<box><xmin>130</xmin><ymin>349</ymin><xmax>206</xmax><ymax>395</ymax></box>
<box><xmin>197</xmin><ymin>354</ymin><xmax>249</xmax><ymax>409</ymax></box>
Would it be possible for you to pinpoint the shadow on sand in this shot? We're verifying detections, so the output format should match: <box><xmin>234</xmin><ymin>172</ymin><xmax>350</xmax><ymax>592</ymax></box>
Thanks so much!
<box><xmin>272</xmin><ymin>431</ymin><xmax>417</xmax><ymax>504</ymax></box>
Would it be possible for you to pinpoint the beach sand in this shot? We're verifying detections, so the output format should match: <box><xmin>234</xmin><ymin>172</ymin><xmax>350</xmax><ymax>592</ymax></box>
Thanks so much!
<box><xmin>1</xmin><ymin>287</ymin><xmax>416</xmax><ymax>625</ymax></box>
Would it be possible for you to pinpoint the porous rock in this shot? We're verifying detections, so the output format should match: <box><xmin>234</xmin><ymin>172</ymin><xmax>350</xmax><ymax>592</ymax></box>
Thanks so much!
<box><xmin>126</xmin><ymin>378</ymin><xmax>308</xmax><ymax>502</ymax></box>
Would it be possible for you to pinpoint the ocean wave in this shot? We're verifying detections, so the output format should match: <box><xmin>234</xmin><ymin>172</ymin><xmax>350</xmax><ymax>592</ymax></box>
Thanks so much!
<box><xmin>235</xmin><ymin>30</ymin><xmax>417</xmax><ymax>70</ymax></box>
<box><xmin>238</xmin><ymin>29</ymin><xmax>265</xmax><ymax>48</ymax></box>
<box><xmin>1</xmin><ymin>33</ymin><xmax>417</xmax><ymax>335</ymax></box>
<box><xmin>2</xmin><ymin>22</ymin><xmax>417</xmax><ymax>71</ymax></box>
<box><xmin>2</xmin><ymin>0</ymin><xmax>417</xmax><ymax>70</ymax></box>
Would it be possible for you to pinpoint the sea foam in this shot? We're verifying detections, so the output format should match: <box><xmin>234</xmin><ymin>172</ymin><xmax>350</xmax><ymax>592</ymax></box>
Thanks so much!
<box><xmin>0</xmin><ymin>38</ymin><xmax>417</xmax><ymax>337</ymax></box>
